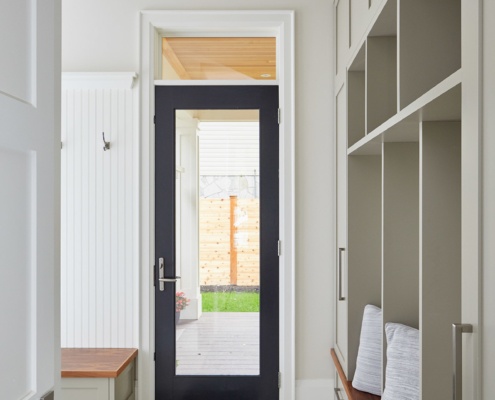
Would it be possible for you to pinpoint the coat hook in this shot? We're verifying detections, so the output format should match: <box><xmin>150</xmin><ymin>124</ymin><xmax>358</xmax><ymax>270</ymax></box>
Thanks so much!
<box><xmin>102</xmin><ymin>132</ymin><xmax>110</xmax><ymax>151</ymax></box>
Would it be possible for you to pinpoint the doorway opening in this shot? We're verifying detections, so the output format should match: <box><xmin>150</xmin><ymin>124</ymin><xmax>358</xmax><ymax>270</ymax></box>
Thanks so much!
<box><xmin>154</xmin><ymin>85</ymin><xmax>279</xmax><ymax>399</ymax></box>
<box><xmin>140</xmin><ymin>10</ymin><xmax>295</xmax><ymax>400</ymax></box>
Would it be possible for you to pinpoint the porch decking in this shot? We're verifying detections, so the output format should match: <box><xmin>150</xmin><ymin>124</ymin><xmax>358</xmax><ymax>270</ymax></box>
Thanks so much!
<box><xmin>176</xmin><ymin>312</ymin><xmax>259</xmax><ymax>376</ymax></box>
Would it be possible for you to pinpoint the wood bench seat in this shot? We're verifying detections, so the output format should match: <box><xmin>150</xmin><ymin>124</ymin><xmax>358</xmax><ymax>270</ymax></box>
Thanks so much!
<box><xmin>61</xmin><ymin>348</ymin><xmax>138</xmax><ymax>378</ymax></box>
<box><xmin>331</xmin><ymin>349</ymin><xmax>381</xmax><ymax>400</ymax></box>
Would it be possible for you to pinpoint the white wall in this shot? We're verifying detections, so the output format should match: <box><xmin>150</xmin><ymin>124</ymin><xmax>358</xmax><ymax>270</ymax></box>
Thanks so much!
<box><xmin>62</xmin><ymin>0</ymin><xmax>335</xmax><ymax>389</ymax></box>
<box><xmin>483</xmin><ymin>1</ymin><xmax>495</xmax><ymax>398</ymax></box>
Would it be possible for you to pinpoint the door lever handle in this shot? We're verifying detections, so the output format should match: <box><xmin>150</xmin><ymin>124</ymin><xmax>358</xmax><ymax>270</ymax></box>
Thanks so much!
<box><xmin>158</xmin><ymin>257</ymin><xmax>180</xmax><ymax>291</ymax></box>
<box><xmin>159</xmin><ymin>277</ymin><xmax>181</xmax><ymax>283</ymax></box>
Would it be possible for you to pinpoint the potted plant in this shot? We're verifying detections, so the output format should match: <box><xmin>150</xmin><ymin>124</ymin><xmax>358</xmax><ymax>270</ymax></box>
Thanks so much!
<box><xmin>175</xmin><ymin>291</ymin><xmax>190</xmax><ymax>324</ymax></box>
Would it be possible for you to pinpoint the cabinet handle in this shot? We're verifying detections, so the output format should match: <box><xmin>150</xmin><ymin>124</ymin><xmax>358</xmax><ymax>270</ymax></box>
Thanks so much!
<box><xmin>338</xmin><ymin>248</ymin><xmax>345</xmax><ymax>301</ymax></box>
<box><xmin>452</xmin><ymin>323</ymin><xmax>473</xmax><ymax>400</ymax></box>
<box><xmin>334</xmin><ymin>388</ymin><xmax>344</xmax><ymax>400</ymax></box>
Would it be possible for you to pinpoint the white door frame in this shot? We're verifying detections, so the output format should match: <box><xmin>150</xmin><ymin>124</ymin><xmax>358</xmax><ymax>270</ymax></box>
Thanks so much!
<box><xmin>139</xmin><ymin>10</ymin><xmax>295</xmax><ymax>400</ymax></box>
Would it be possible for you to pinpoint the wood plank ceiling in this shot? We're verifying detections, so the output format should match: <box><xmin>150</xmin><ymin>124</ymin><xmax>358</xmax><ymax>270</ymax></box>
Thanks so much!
<box><xmin>162</xmin><ymin>37</ymin><xmax>276</xmax><ymax>80</ymax></box>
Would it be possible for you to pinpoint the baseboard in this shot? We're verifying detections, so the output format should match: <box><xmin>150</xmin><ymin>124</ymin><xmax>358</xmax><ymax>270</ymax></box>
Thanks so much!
<box><xmin>295</xmin><ymin>379</ymin><xmax>334</xmax><ymax>400</ymax></box>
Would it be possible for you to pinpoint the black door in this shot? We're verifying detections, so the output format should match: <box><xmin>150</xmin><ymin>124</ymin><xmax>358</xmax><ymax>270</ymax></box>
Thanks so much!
<box><xmin>155</xmin><ymin>86</ymin><xmax>279</xmax><ymax>400</ymax></box>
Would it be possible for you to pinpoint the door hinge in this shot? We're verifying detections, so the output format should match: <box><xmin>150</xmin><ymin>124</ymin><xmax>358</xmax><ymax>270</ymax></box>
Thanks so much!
<box><xmin>153</xmin><ymin>265</ymin><xmax>156</xmax><ymax>287</ymax></box>
<box><xmin>154</xmin><ymin>115</ymin><xmax>156</xmax><ymax>124</ymax></box>
<box><xmin>278</xmin><ymin>371</ymin><xmax>282</xmax><ymax>389</ymax></box>
<box><xmin>278</xmin><ymin>240</ymin><xmax>282</xmax><ymax>256</ymax></box>
<box><xmin>154</xmin><ymin>352</ymin><xmax>156</xmax><ymax>361</ymax></box>
<box><xmin>278</xmin><ymin>108</ymin><xmax>281</xmax><ymax>124</ymax></box>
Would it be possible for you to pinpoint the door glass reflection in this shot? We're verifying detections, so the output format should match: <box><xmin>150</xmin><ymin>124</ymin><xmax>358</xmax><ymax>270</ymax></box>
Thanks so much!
<box><xmin>175</xmin><ymin>109</ymin><xmax>260</xmax><ymax>376</ymax></box>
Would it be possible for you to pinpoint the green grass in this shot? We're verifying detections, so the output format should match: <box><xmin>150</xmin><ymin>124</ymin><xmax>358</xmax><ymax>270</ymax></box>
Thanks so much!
<box><xmin>202</xmin><ymin>292</ymin><xmax>259</xmax><ymax>312</ymax></box>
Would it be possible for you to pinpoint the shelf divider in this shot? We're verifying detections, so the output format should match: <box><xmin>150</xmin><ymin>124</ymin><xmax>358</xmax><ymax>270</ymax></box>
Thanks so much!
<box><xmin>420</xmin><ymin>121</ymin><xmax>461</xmax><ymax>399</ymax></box>
<box><xmin>348</xmin><ymin>69</ymin><xmax>461</xmax><ymax>156</ymax></box>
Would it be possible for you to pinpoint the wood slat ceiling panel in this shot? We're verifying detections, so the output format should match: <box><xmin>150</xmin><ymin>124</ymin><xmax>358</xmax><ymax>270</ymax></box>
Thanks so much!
<box><xmin>162</xmin><ymin>37</ymin><xmax>276</xmax><ymax>80</ymax></box>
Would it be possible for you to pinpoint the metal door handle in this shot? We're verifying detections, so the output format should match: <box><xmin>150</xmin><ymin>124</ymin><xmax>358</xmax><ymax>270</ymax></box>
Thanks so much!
<box><xmin>334</xmin><ymin>388</ymin><xmax>344</xmax><ymax>400</ymax></box>
<box><xmin>338</xmin><ymin>248</ymin><xmax>345</xmax><ymax>301</ymax></box>
<box><xmin>158</xmin><ymin>257</ymin><xmax>180</xmax><ymax>291</ymax></box>
<box><xmin>159</xmin><ymin>277</ymin><xmax>181</xmax><ymax>282</ymax></box>
<box><xmin>452</xmin><ymin>323</ymin><xmax>473</xmax><ymax>400</ymax></box>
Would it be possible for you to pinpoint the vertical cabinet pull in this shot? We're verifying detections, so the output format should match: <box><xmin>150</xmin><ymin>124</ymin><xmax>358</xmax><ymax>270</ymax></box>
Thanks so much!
<box><xmin>452</xmin><ymin>323</ymin><xmax>473</xmax><ymax>400</ymax></box>
<box><xmin>338</xmin><ymin>248</ymin><xmax>345</xmax><ymax>301</ymax></box>
<box><xmin>334</xmin><ymin>388</ymin><xmax>344</xmax><ymax>400</ymax></box>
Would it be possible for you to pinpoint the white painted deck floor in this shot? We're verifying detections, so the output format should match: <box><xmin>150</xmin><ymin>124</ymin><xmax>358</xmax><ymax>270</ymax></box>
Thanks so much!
<box><xmin>176</xmin><ymin>312</ymin><xmax>260</xmax><ymax>376</ymax></box>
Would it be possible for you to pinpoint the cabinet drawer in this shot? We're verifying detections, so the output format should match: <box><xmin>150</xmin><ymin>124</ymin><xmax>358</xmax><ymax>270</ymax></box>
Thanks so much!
<box><xmin>60</xmin><ymin>377</ymin><xmax>109</xmax><ymax>400</ymax></box>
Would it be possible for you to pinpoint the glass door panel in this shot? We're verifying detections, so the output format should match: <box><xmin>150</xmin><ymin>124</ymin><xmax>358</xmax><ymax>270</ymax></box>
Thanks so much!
<box><xmin>162</xmin><ymin>37</ymin><xmax>276</xmax><ymax>80</ymax></box>
<box><xmin>175</xmin><ymin>110</ymin><xmax>260</xmax><ymax>376</ymax></box>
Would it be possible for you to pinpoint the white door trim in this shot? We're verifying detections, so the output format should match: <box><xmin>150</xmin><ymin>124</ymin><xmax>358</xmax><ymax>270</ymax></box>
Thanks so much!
<box><xmin>139</xmin><ymin>10</ymin><xmax>295</xmax><ymax>400</ymax></box>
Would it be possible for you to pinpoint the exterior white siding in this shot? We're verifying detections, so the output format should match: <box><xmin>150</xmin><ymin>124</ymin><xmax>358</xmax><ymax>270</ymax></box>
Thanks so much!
<box><xmin>198</xmin><ymin>121</ymin><xmax>260</xmax><ymax>176</ymax></box>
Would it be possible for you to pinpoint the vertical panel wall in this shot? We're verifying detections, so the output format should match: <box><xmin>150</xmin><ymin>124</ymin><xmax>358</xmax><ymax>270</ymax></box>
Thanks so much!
<box><xmin>382</xmin><ymin>141</ymin><xmax>419</xmax><ymax>381</ymax></box>
<box><xmin>398</xmin><ymin>0</ymin><xmax>461</xmax><ymax>109</ymax></box>
<box><xmin>382</xmin><ymin>142</ymin><xmax>419</xmax><ymax>329</ymax></box>
<box><xmin>61</xmin><ymin>73</ymin><xmax>138</xmax><ymax>348</ymax></box>
<box><xmin>366</xmin><ymin>36</ymin><xmax>397</xmax><ymax>133</ymax></box>
<box><xmin>420</xmin><ymin>121</ymin><xmax>461</xmax><ymax>399</ymax></box>
<box><xmin>347</xmin><ymin>44</ymin><xmax>366</xmax><ymax>147</ymax></box>
<box><xmin>347</xmin><ymin>154</ymin><xmax>382</xmax><ymax>380</ymax></box>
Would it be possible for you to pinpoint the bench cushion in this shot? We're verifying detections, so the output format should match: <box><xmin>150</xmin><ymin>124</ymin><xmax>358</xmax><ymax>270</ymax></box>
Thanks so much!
<box><xmin>382</xmin><ymin>323</ymin><xmax>419</xmax><ymax>400</ymax></box>
<box><xmin>352</xmin><ymin>305</ymin><xmax>382</xmax><ymax>396</ymax></box>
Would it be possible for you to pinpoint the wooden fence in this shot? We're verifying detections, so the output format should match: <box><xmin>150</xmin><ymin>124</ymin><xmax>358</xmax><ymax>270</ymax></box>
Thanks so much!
<box><xmin>199</xmin><ymin>197</ymin><xmax>260</xmax><ymax>286</ymax></box>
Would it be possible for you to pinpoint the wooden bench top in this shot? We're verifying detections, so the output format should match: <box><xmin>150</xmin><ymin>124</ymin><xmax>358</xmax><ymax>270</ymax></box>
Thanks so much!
<box><xmin>331</xmin><ymin>348</ymin><xmax>381</xmax><ymax>400</ymax></box>
<box><xmin>61</xmin><ymin>348</ymin><xmax>138</xmax><ymax>378</ymax></box>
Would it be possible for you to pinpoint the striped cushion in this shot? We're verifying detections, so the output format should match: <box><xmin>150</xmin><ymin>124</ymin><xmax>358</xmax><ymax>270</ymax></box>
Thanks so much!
<box><xmin>352</xmin><ymin>304</ymin><xmax>383</xmax><ymax>396</ymax></box>
<box><xmin>382</xmin><ymin>322</ymin><xmax>420</xmax><ymax>400</ymax></box>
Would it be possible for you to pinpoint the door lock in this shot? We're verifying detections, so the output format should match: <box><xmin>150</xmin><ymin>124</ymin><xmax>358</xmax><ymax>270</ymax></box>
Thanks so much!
<box><xmin>158</xmin><ymin>257</ymin><xmax>180</xmax><ymax>291</ymax></box>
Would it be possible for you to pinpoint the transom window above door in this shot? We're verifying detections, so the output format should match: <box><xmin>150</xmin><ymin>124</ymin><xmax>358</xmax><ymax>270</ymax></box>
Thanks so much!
<box><xmin>162</xmin><ymin>37</ymin><xmax>276</xmax><ymax>80</ymax></box>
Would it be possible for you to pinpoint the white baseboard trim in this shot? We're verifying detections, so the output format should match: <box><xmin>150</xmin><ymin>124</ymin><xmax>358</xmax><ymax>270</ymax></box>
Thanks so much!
<box><xmin>295</xmin><ymin>379</ymin><xmax>334</xmax><ymax>400</ymax></box>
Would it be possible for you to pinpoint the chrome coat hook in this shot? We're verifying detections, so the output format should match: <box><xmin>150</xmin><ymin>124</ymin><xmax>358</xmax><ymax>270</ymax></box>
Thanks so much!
<box><xmin>102</xmin><ymin>132</ymin><xmax>110</xmax><ymax>151</ymax></box>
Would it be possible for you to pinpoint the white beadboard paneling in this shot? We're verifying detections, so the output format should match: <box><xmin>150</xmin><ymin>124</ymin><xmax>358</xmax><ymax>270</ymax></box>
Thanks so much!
<box><xmin>88</xmin><ymin>88</ymin><xmax>97</xmax><ymax>347</ymax></box>
<box><xmin>61</xmin><ymin>73</ymin><xmax>138</xmax><ymax>348</ymax></box>
<box><xmin>74</xmin><ymin>88</ymin><xmax>82</xmax><ymax>346</ymax></box>
<box><xmin>61</xmin><ymin>88</ymin><xmax>67</xmax><ymax>345</ymax></box>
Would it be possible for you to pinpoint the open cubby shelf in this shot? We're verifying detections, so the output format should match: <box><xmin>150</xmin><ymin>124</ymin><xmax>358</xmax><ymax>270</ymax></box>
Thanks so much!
<box><xmin>348</xmin><ymin>70</ymin><xmax>461</xmax><ymax>156</ymax></box>
<box><xmin>335</xmin><ymin>0</ymin><xmax>463</xmax><ymax>398</ymax></box>
<box><xmin>345</xmin><ymin>0</ymin><xmax>461</xmax><ymax>154</ymax></box>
